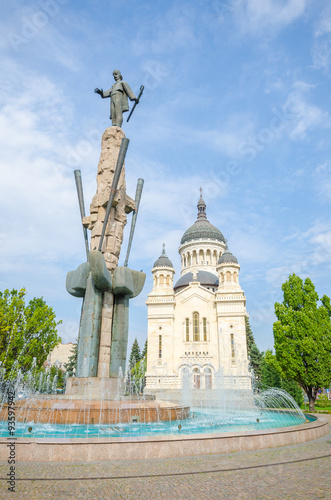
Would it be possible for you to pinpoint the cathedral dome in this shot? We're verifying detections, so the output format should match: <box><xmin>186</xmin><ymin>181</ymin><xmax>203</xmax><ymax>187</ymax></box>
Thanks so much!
<box><xmin>153</xmin><ymin>244</ymin><xmax>174</xmax><ymax>269</ymax></box>
<box><xmin>218</xmin><ymin>248</ymin><xmax>238</xmax><ymax>265</ymax></box>
<box><xmin>174</xmin><ymin>270</ymin><xmax>219</xmax><ymax>292</ymax></box>
<box><xmin>181</xmin><ymin>220</ymin><xmax>225</xmax><ymax>245</ymax></box>
<box><xmin>180</xmin><ymin>190</ymin><xmax>225</xmax><ymax>245</ymax></box>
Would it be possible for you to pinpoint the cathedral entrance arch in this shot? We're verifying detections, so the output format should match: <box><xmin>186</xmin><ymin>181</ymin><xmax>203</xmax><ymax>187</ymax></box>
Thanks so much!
<box><xmin>204</xmin><ymin>367</ymin><xmax>212</xmax><ymax>389</ymax></box>
<box><xmin>193</xmin><ymin>367</ymin><xmax>201</xmax><ymax>390</ymax></box>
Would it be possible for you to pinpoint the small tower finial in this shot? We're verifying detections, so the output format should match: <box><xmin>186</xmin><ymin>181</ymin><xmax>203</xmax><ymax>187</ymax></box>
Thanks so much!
<box><xmin>197</xmin><ymin>188</ymin><xmax>207</xmax><ymax>220</ymax></box>
<box><xmin>162</xmin><ymin>242</ymin><xmax>166</xmax><ymax>254</ymax></box>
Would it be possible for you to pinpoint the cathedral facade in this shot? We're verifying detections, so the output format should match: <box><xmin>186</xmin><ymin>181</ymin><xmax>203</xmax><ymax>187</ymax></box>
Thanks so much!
<box><xmin>145</xmin><ymin>192</ymin><xmax>251</xmax><ymax>396</ymax></box>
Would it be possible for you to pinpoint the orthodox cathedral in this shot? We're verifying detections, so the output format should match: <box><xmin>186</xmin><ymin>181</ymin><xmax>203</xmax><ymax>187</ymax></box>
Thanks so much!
<box><xmin>145</xmin><ymin>191</ymin><xmax>251</xmax><ymax>397</ymax></box>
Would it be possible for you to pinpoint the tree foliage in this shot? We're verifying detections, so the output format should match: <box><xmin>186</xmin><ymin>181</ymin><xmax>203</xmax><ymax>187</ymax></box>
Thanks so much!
<box><xmin>261</xmin><ymin>350</ymin><xmax>303</xmax><ymax>406</ymax></box>
<box><xmin>245</xmin><ymin>316</ymin><xmax>263</xmax><ymax>390</ymax></box>
<box><xmin>129</xmin><ymin>338</ymin><xmax>141</xmax><ymax>368</ymax></box>
<box><xmin>126</xmin><ymin>338</ymin><xmax>147</xmax><ymax>394</ymax></box>
<box><xmin>141</xmin><ymin>339</ymin><xmax>148</xmax><ymax>359</ymax></box>
<box><xmin>64</xmin><ymin>341</ymin><xmax>78</xmax><ymax>378</ymax></box>
<box><xmin>272</xmin><ymin>274</ymin><xmax>331</xmax><ymax>411</ymax></box>
<box><xmin>0</xmin><ymin>288</ymin><xmax>61</xmax><ymax>379</ymax></box>
<box><xmin>245</xmin><ymin>315</ymin><xmax>255</xmax><ymax>357</ymax></box>
<box><xmin>261</xmin><ymin>350</ymin><xmax>281</xmax><ymax>389</ymax></box>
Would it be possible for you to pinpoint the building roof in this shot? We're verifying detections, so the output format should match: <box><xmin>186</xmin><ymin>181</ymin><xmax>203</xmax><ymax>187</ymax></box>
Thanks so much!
<box><xmin>153</xmin><ymin>243</ymin><xmax>174</xmax><ymax>269</ymax></box>
<box><xmin>218</xmin><ymin>248</ymin><xmax>238</xmax><ymax>265</ymax></box>
<box><xmin>174</xmin><ymin>270</ymin><xmax>219</xmax><ymax>291</ymax></box>
<box><xmin>180</xmin><ymin>190</ymin><xmax>225</xmax><ymax>245</ymax></box>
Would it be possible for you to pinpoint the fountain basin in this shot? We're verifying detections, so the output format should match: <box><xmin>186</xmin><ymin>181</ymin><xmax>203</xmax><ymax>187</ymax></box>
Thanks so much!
<box><xmin>0</xmin><ymin>414</ymin><xmax>328</xmax><ymax>462</ymax></box>
<box><xmin>0</xmin><ymin>397</ymin><xmax>189</xmax><ymax>425</ymax></box>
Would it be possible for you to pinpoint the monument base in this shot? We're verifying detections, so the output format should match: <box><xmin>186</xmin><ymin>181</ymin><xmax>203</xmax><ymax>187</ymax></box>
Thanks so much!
<box><xmin>65</xmin><ymin>377</ymin><xmax>124</xmax><ymax>400</ymax></box>
<box><xmin>0</xmin><ymin>395</ymin><xmax>188</xmax><ymax>425</ymax></box>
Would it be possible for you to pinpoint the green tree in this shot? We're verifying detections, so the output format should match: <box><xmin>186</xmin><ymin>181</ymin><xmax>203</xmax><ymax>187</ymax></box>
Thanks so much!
<box><xmin>141</xmin><ymin>339</ymin><xmax>148</xmax><ymax>359</ymax></box>
<box><xmin>129</xmin><ymin>338</ymin><xmax>141</xmax><ymax>368</ymax></box>
<box><xmin>260</xmin><ymin>350</ymin><xmax>281</xmax><ymax>390</ymax></box>
<box><xmin>64</xmin><ymin>341</ymin><xmax>78</xmax><ymax>377</ymax></box>
<box><xmin>130</xmin><ymin>356</ymin><xmax>147</xmax><ymax>394</ymax></box>
<box><xmin>0</xmin><ymin>288</ymin><xmax>61</xmax><ymax>379</ymax></box>
<box><xmin>245</xmin><ymin>315</ymin><xmax>255</xmax><ymax>357</ymax></box>
<box><xmin>260</xmin><ymin>351</ymin><xmax>303</xmax><ymax>406</ymax></box>
<box><xmin>271</xmin><ymin>274</ymin><xmax>331</xmax><ymax>411</ymax></box>
<box><xmin>245</xmin><ymin>316</ymin><xmax>263</xmax><ymax>390</ymax></box>
<box><xmin>281</xmin><ymin>378</ymin><xmax>304</xmax><ymax>407</ymax></box>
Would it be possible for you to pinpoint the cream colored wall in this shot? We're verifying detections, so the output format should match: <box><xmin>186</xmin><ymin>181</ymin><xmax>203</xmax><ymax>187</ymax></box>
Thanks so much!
<box><xmin>47</xmin><ymin>343</ymin><xmax>75</xmax><ymax>369</ymax></box>
<box><xmin>145</xmin><ymin>241</ymin><xmax>251</xmax><ymax>393</ymax></box>
<box><xmin>215</xmin><ymin>261</ymin><xmax>251</xmax><ymax>389</ymax></box>
<box><xmin>172</xmin><ymin>282</ymin><xmax>219</xmax><ymax>377</ymax></box>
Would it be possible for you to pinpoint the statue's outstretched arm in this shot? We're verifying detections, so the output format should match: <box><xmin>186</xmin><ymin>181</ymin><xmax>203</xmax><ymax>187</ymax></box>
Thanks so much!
<box><xmin>94</xmin><ymin>88</ymin><xmax>111</xmax><ymax>98</ymax></box>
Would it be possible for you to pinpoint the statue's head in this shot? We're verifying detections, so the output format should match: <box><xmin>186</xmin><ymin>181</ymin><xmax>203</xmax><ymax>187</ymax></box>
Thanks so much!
<box><xmin>113</xmin><ymin>69</ymin><xmax>123</xmax><ymax>81</ymax></box>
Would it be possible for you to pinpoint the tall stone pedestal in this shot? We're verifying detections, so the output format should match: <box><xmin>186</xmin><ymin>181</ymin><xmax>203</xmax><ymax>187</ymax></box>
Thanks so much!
<box><xmin>66</xmin><ymin>125</ymin><xmax>145</xmax><ymax>393</ymax></box>
<box><xmin>79</xmin><ymin>126</ymin><xmax>135</xmax><ymax>379</ymax></box>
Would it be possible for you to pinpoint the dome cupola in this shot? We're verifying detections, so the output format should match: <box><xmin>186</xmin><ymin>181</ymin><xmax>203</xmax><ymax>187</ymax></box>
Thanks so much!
<box><xmin>217</xmin><ymin>248</ymin><xmax>238</xmax><ymax>265</ymax></box>
<box><xmin>153</xmin><ymin>243</ymin><xmax>174</xmax><ymax>269</ymax></box>
<box><xmin>180</xmin><ymin>189</ymin><xmax>225</xmax><ymax>245</ymax></box>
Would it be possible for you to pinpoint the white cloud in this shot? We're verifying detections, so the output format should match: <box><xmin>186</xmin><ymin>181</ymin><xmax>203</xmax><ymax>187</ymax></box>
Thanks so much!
<box><xmin>312</xmin><ymin>39</ymin><xmax>331</xmax><ymax>71</ymax></box>
<box><xmin>132</xmin><ymin>3</ymin><xmax>199</xmax><ymax>57</ymax></box>
<box><xmin>315</xmin><ymin>5</ymin><xmax>331</xmax><ymax>37</ymax></box>
<box><xmin>264</xmin><ymin>221</ymin><xmax>331</xmax><ymax>291</ymax></box>
<box><xmin>236</xmin><ymin>0</ymin><xmax>309</xmax><ymax>35</ymax></box>
<box><xmin>0</xmin><ymin>61</ymin><xmax>85</xmax><ymax>282</ymax></box>
<box><xmin>313</xmin><ymin>161</ymin><xmax>331</xmax><ymax>203</ymax></box>
<box><xmin>311</xmin><ymin>4</ymin><xmax>331</xmax><ymax>70</ymax></box>
<box><xmin>282</xmin><ymin>81</ymin><xmax>330</xmax><ymax>139</ymax></box>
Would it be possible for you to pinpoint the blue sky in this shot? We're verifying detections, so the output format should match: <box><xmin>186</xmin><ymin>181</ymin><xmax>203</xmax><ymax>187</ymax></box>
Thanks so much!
<box><xmin>0</xmin><ymin>0</ymin><xmax>330</xmax><ymax>354</ymax></box>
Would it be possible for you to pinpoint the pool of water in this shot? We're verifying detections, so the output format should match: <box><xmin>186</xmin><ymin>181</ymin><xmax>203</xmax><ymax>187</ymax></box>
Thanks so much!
<box><xmin>0</xmin><ymin>409</ymin><xmax>309</xmax><ymax>439</ymax></box>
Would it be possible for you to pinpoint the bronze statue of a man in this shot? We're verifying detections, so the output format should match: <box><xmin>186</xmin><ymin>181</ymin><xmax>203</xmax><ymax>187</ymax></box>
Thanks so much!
<box><xmin>95</xmin><ymin>70</ymin><xmax>138</xmax><ymax>128</ymax></box>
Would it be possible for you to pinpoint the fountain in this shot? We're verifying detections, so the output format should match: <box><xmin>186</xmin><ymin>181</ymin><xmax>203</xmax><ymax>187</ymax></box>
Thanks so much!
<box><xmin>0</xmin><ymin>359</ymin><xmax>328</xmax><ymax>462</ymax></box>
<box><xmin>0</xmin><ymin>82</ymin><xmax>329</xmax><ymax>462</ymax></box>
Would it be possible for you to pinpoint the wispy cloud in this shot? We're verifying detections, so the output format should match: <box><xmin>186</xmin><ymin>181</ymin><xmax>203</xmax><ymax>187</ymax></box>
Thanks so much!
<box><xmin>283</xmin><ymin>81</ymin><xmax>330</xmax><ymax>139</ymax></box>
<box><xmin>235</xmin><ymin>0</ymin><xmax>309</xmax><ymax>36</ymax></box>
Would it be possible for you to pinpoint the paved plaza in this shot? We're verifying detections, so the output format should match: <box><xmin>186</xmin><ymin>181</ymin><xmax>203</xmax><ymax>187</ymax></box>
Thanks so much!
<box><xmin>0</xmin><ymin>415</ymin><xmax>330</xmax><ymax>500</ymax></box>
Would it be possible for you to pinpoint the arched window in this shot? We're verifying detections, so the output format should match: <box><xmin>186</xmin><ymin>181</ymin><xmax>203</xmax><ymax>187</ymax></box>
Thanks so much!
<box><xmin>206</xmin><ymin>249</ymin><xmax>211</xmax><ymax>266</ymax></box>
<box><xmin>193</xmin><ymin>367</ymin><xmax>200</xmax><ymax>390</ymax></box>
<box><xmin>226</xmin><ymin>271</ymin><xmax>231</xmax><ymax>282</ymax></box>
<box><xmin>230</xmin><ymin>333</ymin><xmax>235</xmax><ymax>364</ymax></box>
<box><xmin>166</xmin><ymin>275</ymin><xmax>170</xmax><ymax>285</ymax></box>
<box><xmin>159</xmin><ymin>335</ymin><xmax>162</xmax><ymax>359</ymax></box>
<box><xmin>199</xmin><ymin>249</ymin><xmax>204</xmax><ymax>265</ymax></box>
<box><xmin>185</xmin><ymin>318</ymin><xmax>190</xmax><ymax>342</ymax></box>
<box><xmin>159</xmin><ymin>274</ymin><xmax>164</xmax><ymax>284</ymax></box>
<box><xmin>204</xmin><ymin>367</ymin><xmax>212</xmax><ymax>389</ymax></box>
<box><xmin>203</xmin><ymin>317</ymin><xmax>207</xmax><ymax>342</ymax></box>
<box><xmin>193</xmin><ymin>312</ymin><xmax>200</xmax><ymax>342</ymax></box>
